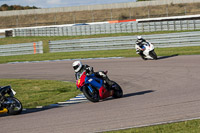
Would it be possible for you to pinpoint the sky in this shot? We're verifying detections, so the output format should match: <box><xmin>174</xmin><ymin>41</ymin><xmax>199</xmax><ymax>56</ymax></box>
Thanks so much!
<box><xmin>0</xmin><ymin>0</ymin><xmax>136</xmax><ymax>8</ymax></box>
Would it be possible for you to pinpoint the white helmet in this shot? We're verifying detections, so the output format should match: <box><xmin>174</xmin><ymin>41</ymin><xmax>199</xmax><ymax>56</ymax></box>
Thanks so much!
<box><xmin>72</xmin><ymin>61</ymin><xmax>82</xmax><ymax>72</ymax></box>
<box><xmin>137</xmin><ymin>36</ymin><xmax>142</xmax><ymax>40</ymax></box>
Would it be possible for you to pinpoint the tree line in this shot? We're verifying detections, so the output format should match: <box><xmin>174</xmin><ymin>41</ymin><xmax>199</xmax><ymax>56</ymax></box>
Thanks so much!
<box><xmin>0</xmin><ymin>4</ymin><xmax>39</xmax><ymax>11</ymax></box>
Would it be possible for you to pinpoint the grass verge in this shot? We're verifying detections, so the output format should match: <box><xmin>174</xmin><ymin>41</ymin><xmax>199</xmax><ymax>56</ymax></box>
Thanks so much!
<box><xmin>0</xmin><ymin>46</ymin><xmax>200</xmax><ymax>64</ymax></box>
<box><xmin>104</xmin><ymin>119</ymin><xmax>200</xmax><ymax>133</ymax></box>
<box><xmin>0</xmin><ymin>79</ymin><xmax>79</xmax><ymax>109</ymax></box>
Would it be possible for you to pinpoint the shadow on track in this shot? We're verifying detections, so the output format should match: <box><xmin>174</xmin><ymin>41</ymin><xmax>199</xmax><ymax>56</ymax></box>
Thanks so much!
<box><xmin>102</xmin><ymin>90</ymin><xmax>155</xmax><ymax>102</ymax></box>
<box><xmin>123</xmin><ymin>90</ymin><xmax>155</xmax><ymax>98</ymax></box>
<box><xmin>0</xmin><ymin>106</ymin><xmax>61</xmax><ymax>117</ymax></box>
<box><xmin>1</xmin><ymin>90</ymin><xmax>155</xmax><ymax>117</ymax></box>
<box><xmin>157</xmin><ymin>54</ymin><xmax>179</xmax><ymax>60</ymax></box>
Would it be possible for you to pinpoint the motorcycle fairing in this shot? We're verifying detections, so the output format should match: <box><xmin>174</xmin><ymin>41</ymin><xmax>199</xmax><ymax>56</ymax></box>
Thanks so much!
<box><xmin>99</xmin><ymin>86</ymin><xmax>113</xmax><ymax>99</ymax></box>
<box><xmin>85</xmin><ymin>74</ymin><xmax>112</xmax><ymax>99</ymax></box>
<box><xmin>0</xmin><ymin>86</ymin><xmax>16</xmax><ymax>96</ymax></box>
<box><xmin>77</xmin><ymin>72</ymin><xmax>112</xmax><ymax>99</ymax></box>
<box><xmin>85</xmin><ymin>73</ymin><xmax>103</xmax><ymax>89</ymax></box>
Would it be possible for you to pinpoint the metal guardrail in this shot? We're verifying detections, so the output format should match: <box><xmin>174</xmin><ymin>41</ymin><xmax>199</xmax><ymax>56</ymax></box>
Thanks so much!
<box><xmin>49</xmin><ymin>31</ymin><xmax>200</xmax><ymax>53</ymax></box>
<box><xmin>0</xmin><ymin>41</ymin><xmax>43</xmax><ymax>56</ymax></box>
<box><xmin>13</xmin><ymin>20</ymin><xmax>200</xmax><ymax>37</ymax></box>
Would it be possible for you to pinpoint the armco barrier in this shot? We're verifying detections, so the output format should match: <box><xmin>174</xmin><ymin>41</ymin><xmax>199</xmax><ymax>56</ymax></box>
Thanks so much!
<box><xmin>49</xmin><ymin>31</ymin><xmax>200</xmax><ymax>53</ymax></box>
<box><xmin>13</xmin><ymin>19</ymin><xmax>200</xmax><ymax>37</ymax></box>
<box><xmin>0</xmin><ymin>41</ymin><xmax>43</xmax><ymax>56</ymax></box>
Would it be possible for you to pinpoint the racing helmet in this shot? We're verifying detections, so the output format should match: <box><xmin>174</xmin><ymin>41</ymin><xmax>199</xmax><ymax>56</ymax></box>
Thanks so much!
<box><xmin>72</xmin><ymin>61</ymin><xmax>82</xmax><ymax>72</ymax></box>
<box><xmin>137</xmin><ymin>36</ymin><xmax>143</xmax><ymax>42</ymax></box>
<box><xmin>137</xmin><ymin>36</ymin><xmax>143</xmax><ymax>40</ymax></box>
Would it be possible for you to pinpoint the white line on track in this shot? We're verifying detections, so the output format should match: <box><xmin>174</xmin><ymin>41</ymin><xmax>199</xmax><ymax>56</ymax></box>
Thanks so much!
<box><xmin>7</xmin><ymin>57</ymin><xmax>123</xmax><ymax>64</ymax></box>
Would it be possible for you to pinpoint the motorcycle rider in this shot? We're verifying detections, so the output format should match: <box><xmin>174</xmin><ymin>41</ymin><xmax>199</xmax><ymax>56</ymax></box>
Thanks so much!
<box><xmin>135</xmin><ymin>36</ymin><xmax>149</xmax><ymax>57</ymax></box>
<box><xmin>72</xmin><ymin>60</ymin><xmax>113</xmax><ymax>90</ymax></box>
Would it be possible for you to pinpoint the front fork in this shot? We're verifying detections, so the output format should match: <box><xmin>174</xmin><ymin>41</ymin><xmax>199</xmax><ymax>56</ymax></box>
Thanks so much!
<box><xmin>0</xmin><ymin>97</ymin><xmax>8</xmax><ymax>114</ymax></box>
<box><xmin>88</xmin><ymin>85</ymin><xmax>94</xmax><ymax>93</ymax></box>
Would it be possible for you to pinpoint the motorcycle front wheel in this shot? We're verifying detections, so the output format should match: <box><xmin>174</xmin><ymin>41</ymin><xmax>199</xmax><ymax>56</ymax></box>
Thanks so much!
<box><xmin>5</xmin><ymin>96</ymin><xmax>23</xmax><ymax>115</ymax></box>
<box><xmin>149</xmin><ymin>50</ymin><xmax>157</xmax><ymax>60</ymax></box>
<box><xmin>82</xmin><ymin>86</ymin><xmax>100</xmax><ymax>102</ymax></box>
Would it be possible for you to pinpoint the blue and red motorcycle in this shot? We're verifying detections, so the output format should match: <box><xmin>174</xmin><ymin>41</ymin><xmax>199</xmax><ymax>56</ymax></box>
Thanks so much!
<box><xmin>76</xmin><ymin>71</ymin><xmax>123</xmax><ymax>102</ymax></box>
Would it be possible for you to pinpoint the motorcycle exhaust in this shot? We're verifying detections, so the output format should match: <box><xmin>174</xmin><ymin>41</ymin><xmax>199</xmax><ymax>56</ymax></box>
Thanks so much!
<box><xmin>0</xmin><ymin>108</ymin><xmax>8</xmax><ymax>114</ymax></box>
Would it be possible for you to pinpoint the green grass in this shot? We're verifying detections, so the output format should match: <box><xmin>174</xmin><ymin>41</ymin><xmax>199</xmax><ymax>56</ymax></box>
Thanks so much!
<box><xmin>0</xmin><ymin>46</ymin><xmax>200</xmax><ymax>64</ymax></box>
<box><xmin>0</xmin><ymin>79</ymin><xmax>80</xmax><ymax>108</ymax></box>
<box><xmin>104</xmin><ymin>119</ymin><xmax>200</xmax><ymax>133</ymax></box>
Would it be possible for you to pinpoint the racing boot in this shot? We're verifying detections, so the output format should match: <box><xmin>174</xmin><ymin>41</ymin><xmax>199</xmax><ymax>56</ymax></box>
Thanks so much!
<box><xmin>103</xmin><ymin>77</ymin><xmax>115</xmax><ymax>91</ymax></box>
<box><xmin>98</xmin><ymin>71</ymin><xmax>114</xmax><ymax>91</ymax></box>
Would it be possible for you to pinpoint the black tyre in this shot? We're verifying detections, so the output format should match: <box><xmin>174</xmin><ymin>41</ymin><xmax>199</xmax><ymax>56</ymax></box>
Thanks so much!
<box><xmin>111</xmin><ymin>81</ymin><xmax>123</xmax><ymax>98</ymax></box>
<box><xmin>5</xmin><ymin>97</ymin><xmax>23</xmax><ymax>115</ymax></box>
<box><xmin>149</xmin><ymin>50</ymin><xmax>157</xmax><ymax>60</ymax></box>
<box><xmin>82</xmin><ymin>86</ymin><xmax>99</xmax><ymax>102</ymax></box>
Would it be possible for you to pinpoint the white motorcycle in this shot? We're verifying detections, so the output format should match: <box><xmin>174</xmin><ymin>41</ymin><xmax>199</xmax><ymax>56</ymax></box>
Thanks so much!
<box><xmin>135</xmin><ymin>41</ymin><xmax>157</xmax><ymax>60</ymax></box>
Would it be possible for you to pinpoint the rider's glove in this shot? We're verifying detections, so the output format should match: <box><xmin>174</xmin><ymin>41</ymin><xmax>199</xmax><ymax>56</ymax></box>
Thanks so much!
<box><xmin>86</xmin><ymin>67</ymin><xmax>93</xmax><ymax>75</ymax></box>
<box><xmin>99</xmin><ymin>71</ymin><xmax>106</xmax><ymax>78</ymax></box>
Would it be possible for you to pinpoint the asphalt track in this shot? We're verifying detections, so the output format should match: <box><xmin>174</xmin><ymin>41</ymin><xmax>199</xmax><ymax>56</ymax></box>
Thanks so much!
<box><xmin>0</xmin><ymin>55</ymin><xmax>200</xmax><ymax>133</ymax></box>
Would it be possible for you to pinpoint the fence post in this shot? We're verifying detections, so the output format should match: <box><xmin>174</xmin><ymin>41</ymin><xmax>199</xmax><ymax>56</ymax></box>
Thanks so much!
<box><xmin>34</xmin><ymin>15</ymin><xmax>37</xmax><ymax>26</ymax></box>
<box><xmin>110</xmin><ymin>9</ymin><xmax>113</xmax><ymax>21</ymax></box>
<box><xmin>167</xmin><ymin>21</ymin><xmax>169</xmax><ymax>31</ymax></box>
<box><xmin>73</xmin><ymin>12</ymin><xmax>76</xmax><ymax>24</ymax></box>
<box><xmin>91</xmin><ymin>10</ymin><xmax>95</xmax><ymax>22</ymax></box>
<box><xmin>184</xmin><ymin>7</ymin><xmax>187</xmax><ymax>15</ymax></box>
<box><xmin>148</xmin><ymin>8</ymin><xmax>150</xmax><ymax>18</ymax></box>
<box><xmin>193</xmin><ymin>20</ymin><xmax>196</xmax><ymax>30</ymax></box>
<box><xmin>166</xmin><ymin>7</ymin><xmax>168</xmax><ymax>17</ymax></box>
<box><xmin>136</xmin><ymin>22</ymin><xmax>138</xmax><ymax>33</ymax></box>
<box><xmin>174</xmin><ymin>21</ymin><xmax>176</xmax><ymax>31</ymax></box>
<box><xmin>16</xmin><ymin>15</ymin><xmax>19</xmax><ymax>27</ymax></box>
<box><xmin>129</xmin><ymin>8</ymin><xmax>132</xmax><ymax>19</ymax></box>
<box><xmin>54</xmin><ymin>13</ymin><xmax>57</xmax><ymax>25</ymax></box>
<box><xmin>180</xmin><ymin>20</ymin><xmax>182</xmax><ymax>31</ymax></box>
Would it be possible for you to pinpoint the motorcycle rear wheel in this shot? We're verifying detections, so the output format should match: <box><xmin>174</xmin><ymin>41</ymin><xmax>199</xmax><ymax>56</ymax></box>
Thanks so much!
<box><xmin>111</xmin><ymin>81</ymin><xmax>123</xmax><ymax>98</ymax></box>
<box><xmin>5</xmin><ymin>96</ymin><xmax>23</xmax><ymax>115</ymax></box>
<box><xmin>82</xmin><ymin>86</ymin><xmax>99</xmax><ymax>102</ymax></box>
